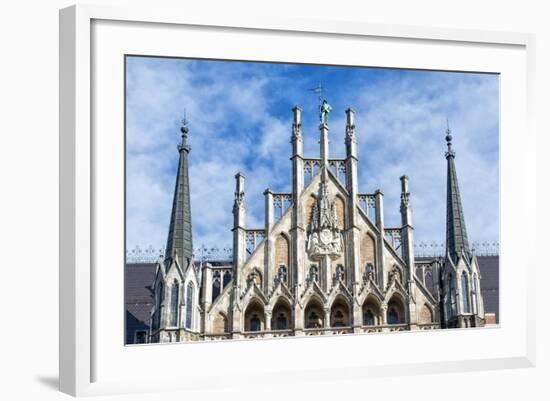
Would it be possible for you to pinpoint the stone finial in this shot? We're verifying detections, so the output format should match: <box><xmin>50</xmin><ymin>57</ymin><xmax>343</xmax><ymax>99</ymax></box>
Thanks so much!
<box><xmin>179</xmin><ymin>111</ymin><xmax>190</xmax><ymax>152</ymax></box>
<box><xmin>292</xmin><ymin>106</ymin><xmax>302</xmax><ymax>126</ymax></box>
<box><xmin>400</xmin><ymin>175</ymin><xmax>409</xmax><ymax>194</ymax></box>
<box><xmin>445</xmin><ymin>118</ymin><xmax>455</xmax><ymax>159</ymax></box>
<box><xmin>345</xmin><ymin>107</ymin><xmax>355</xmax><ymax>127</ymax></box>
<box><xmin>234</xmin><ymin>173</ymin><xmax>245</xmax><ymax>207</ymax></box>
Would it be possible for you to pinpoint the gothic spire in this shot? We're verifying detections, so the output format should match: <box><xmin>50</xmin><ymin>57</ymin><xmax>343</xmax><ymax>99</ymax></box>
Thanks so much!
<box><xmin>165</xmin><ymin>115</ymin><xmax>193</xmax><ymax>268</ymax></box>
<box><xmin>445</xmin><ymin>123</ymin><xmax>471</xmax><ymax>263</ymax></box>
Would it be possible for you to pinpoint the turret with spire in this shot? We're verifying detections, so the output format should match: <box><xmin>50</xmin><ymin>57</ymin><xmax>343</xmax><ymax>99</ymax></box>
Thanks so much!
<box><xmin>164</xmin><ymin>114</ymin><xmax>194</xmax><ymax>269</ymax></box>
<box><xmin>441</xmin><ymin>122</ymin><xmax>485</xmax><ymax>329</ymax></box>
<box><xmin>444</xmin><ymin>122</ymin><xmax>471</xmax><ymax>263</ymax></box>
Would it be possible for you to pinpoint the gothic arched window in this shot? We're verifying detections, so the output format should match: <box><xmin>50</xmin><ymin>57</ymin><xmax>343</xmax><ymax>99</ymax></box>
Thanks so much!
<box><xmin>387</xmin><ymin>308</ymin><xmax>399</xmax><ymax>325</ymax></box>
<box><xmin>250</xmin><ymin>314</ymin><xmax>261</xmax><ymax>331</ymax></box>
<box><xmin>222</xmin><ymin>270</ymin><xmax>232</xmax><ymax>288</ymax></box>
<box><xmin>363</xmin><ymin>309</ymin><xmax>375</xmax><ymax>326</ymax></box>
<box><xmin>185</xmin><ymin>283</ymin><xmax>194</xmax><ymax>329</ymax></box>
<box><xmin>448</xmin><ymin>274</ymin><xmax>456</xmax><ymax>316</ymax></box>
<box><xmin>461</xmin><ymin>272</ymin><xmax>470</xmax><ymax>313</ymax></box>
<box><xmin>276</xmin><ymin>313</ymin><xmax>288</xmax><ymax>330</ymax></box>
<box><xmin>169</xmin><ymin>280</ymin><xmax>179</xmax><ymax>327</ymax></box>
<box><xmin>212</xmin><ymin>271</ymin><xmax>221</xmax><ymax>300</ymax></box>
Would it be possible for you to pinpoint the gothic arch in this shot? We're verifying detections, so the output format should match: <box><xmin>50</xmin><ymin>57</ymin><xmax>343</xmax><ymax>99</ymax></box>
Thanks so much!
<box><xmin>244</xmin><ymin>298</ymin><xmax>265</xmax><ymax>332</ymax></box>
<box><xmin>300</xmin><ymin>279</ymin><xmax>327</xmax><ymax>307</ymax></box>
<box><xmin>327</xmin><ymin>280</ymin><xmax>353</xmax><ymax>307</ymax></box>
<box><xmin>185</xmin><ymin>282</ymin><xmax>195</xmax><ymax>330</ymax></box>
<box><xmin>271</xmin><ymin>297</ymin><xmax>293</xmax><ymax>331</ymax></box>
<box><xmin>169</xmin><ymin>279</ymin><xmax>180</xmax><ymax>327</ymax></box>
<box><xmin>304</xmin><ymin>296</ymin><xmax>325</xmax><ymax>329</ymax></box>
<box><xmin>387</xmin><ymin>293</ymin><xmax>406</xmax><ymax>325</ymax></box>
<box><xmin>330</xmin><ymin>296</ymin><xmax>351</xmax><ymax>328</ymax></box>
<box><xmin>212</xmin><ymin>270</ymin><xmax>222</xmax><ymax>301</ymax></box>
<box><xmin>362</xmin><ymin>294</ymin><xmax>382</xmax><ymax>326</ymax></box>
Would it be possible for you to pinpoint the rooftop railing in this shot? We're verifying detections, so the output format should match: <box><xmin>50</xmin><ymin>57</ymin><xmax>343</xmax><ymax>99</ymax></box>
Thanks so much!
<box><xmin>126</xmin><ymin>240</ymin><xmax>499</xmax><ymax>264</ymax></box>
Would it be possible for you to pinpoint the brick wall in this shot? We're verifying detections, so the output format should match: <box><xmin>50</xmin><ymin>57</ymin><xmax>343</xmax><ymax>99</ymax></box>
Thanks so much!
<box><xmin>275</xmin><ymin>234</ymin><xmax>289</xmax><ymax>266</ymax></box>
<box><xmin>305</xmin><ymin>195</ymin><xmax>316</xmax><ymax>227</ymax></box>
<box><xmin>334</xmin><ymin>195</ymin><xmax>345</xmax><ymax>229</ymax></box>
<box><xmin>360</xmin><ymin>233</ymin><xmax>376</xmax><ymax>267</ymax></box>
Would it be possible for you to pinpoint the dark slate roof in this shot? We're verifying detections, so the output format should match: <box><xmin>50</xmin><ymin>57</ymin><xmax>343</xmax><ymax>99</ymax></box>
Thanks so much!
<box><xmin>445</xmin><ymin>145</ymin><xmax>472</xmax><ymax>264</ymax></box>
<box><xmin>125</xmin><ymin>262</ymin><xmax>157</xmax><ymax>344</ymax></box>
<box><xmin>478</xmin><ymin>255</ymin><xmax>499</xmax><ymax>322</ymax></box>
<box><xmin>164</xmin><ymin>129</ymin><xmax>193</xmax><ymax>268</ymax></box>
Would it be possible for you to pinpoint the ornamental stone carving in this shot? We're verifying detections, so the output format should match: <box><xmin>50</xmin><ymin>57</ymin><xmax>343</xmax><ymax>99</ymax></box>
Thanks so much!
<box><xmin>306</xmin><ymin>182</ymin><xmax>344</xmax><ymax>260</ymax></box>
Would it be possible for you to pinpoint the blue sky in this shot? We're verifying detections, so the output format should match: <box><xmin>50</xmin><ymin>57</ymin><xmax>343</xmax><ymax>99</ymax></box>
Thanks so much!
<box><xmin>125</xmin><ymin>56</ymin><xmax>499</xmax><ymax>254</ymax></box>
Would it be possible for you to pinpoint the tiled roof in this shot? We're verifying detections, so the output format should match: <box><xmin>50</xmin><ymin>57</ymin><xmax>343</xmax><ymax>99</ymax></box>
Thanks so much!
<box><xmin>478</xmin><ymin>255</ymin><xmax>499</xmax><ymax>322</ymax></box>
<box><xmin>125</xmin><ymin>262</ymin><xmax>157</xmax><ymax>344</ymax></box>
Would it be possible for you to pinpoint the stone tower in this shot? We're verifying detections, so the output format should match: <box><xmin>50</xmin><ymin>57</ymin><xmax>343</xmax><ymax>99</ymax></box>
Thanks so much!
<box><xmin>440</xmin><ymin>125</ymin><xmax>485</xmax><ymax>328</ymax></box>
<box><xmin>164</xmin><ymin>120</ymin><xmax>194</xmax><ymax>269</ymax></box>
<box><xmin>149</xmin><ymin>117</ymin><xmax>201</xmax><ymax>343</ymax></box>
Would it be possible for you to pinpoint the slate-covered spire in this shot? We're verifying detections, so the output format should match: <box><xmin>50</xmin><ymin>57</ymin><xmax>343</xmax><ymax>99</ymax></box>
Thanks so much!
<box><xmin>445</xmin><ymin>123</ymin><xmax>471</xmax><ymax>263</ymax></box>
<box><xmin>165</xmin><ymin>115</ymin><xmax>193</xmax><ymax>267</ymax></box>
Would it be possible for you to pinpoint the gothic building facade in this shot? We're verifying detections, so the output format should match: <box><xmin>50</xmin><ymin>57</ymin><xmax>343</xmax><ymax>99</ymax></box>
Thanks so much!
<box><xmin>148</xmin><ymin>102</ymin><xmax>486</xmax><ymax>343</ymax></box>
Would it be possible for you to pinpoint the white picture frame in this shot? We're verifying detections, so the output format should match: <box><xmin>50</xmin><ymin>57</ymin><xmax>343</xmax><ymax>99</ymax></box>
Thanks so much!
<box><xmin>59</xmin><ymin>4</ymin><xmax>536</xmax><ymax>397</ymax></box>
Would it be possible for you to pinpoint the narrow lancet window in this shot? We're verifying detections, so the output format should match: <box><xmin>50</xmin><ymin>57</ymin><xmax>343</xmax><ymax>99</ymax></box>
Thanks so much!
<box><xmin>222</xmin><ymin>270</ymin><xmax>232</xmax><ymax>287</ymax></box>
<box><xmin>461</xmin><ymin>272</ymin><xmax>470</xmax><ymax>313</ymax></box>
<box><xmin>185</xmin><ymin>283</ymin><xmax>194</xmax><ymax>329</ymax></box>
<box><xmin>169</xmin><ymin>280</ymin><xmax>179</xmax><ymax>327</ymax></box>
<box><xmin>212</xmin><ymin>271</ymin><xmax>221</xmax><ymax>300</ymax></box>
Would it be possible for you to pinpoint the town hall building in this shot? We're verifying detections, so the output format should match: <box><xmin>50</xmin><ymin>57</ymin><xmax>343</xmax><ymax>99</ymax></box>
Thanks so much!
<box><xmin>140</xmin><ymin>100</ymin><xmax>491</xmax><ymax>344</ymax></box>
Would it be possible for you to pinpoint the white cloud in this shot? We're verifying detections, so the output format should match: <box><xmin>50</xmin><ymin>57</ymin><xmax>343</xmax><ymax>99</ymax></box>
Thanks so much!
<box><xmin>126</xmin><ymin>59</ymin><xmax>499</xmax><ymax>255</ymax></box>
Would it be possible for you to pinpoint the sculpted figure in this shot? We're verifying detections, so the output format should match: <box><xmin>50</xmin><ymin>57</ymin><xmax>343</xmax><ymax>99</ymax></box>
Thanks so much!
<box><xmin>308</xmin><ymin>232</ymin><xmax>320</xmax><ymax>255</ymax></box>
<box><xmin>320</xmin><ymin>99</ymin><xmax>332</xmax><ymax>125</ymax></box>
